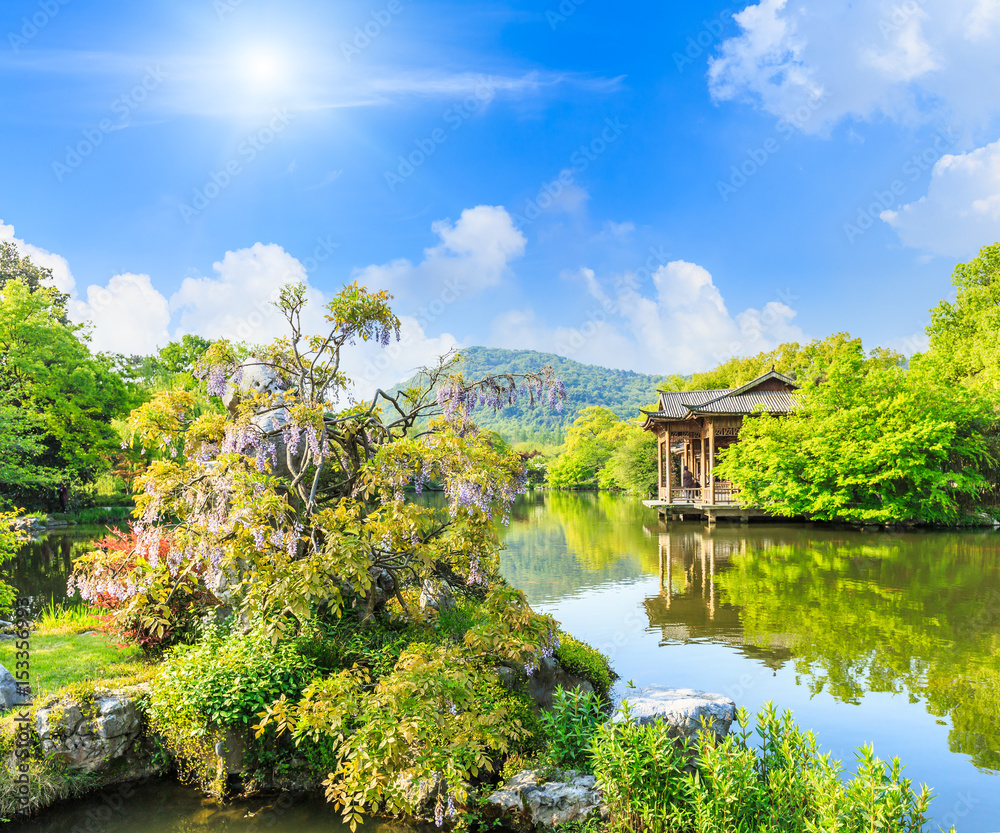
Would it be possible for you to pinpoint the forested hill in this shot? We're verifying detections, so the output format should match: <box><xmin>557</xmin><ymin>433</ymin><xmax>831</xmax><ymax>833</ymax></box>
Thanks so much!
<box><xmin>394</xmin><ymin>346</ymin><xmax>663</xmax><ymax>444</ymax></box>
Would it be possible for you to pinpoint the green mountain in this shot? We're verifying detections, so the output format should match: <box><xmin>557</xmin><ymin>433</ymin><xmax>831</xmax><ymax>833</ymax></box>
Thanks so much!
<box><xmin>394</xmin><ymin>346</ymin><xmax>663</xmax><ymax>444</ymax></box>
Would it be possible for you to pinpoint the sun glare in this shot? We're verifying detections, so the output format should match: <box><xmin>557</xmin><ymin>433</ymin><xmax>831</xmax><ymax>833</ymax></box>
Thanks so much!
<box><xmin>239</xmin><ymin>49</ymin><xmax>287</xmax><ymax>90</ymax></box>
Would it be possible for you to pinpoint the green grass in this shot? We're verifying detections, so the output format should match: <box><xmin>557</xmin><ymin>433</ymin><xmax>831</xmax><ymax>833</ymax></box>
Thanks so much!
<box><xmin>0</xmin><ymin>632</ymin><xmax>150</xmax><ymax>702</ymax></box>
<box><xmin>34</xmin><ymin>601</ymin><xmax>113</xmax><ymax>636</ymax></box>
<box><xmin>47</xmin><ymin>505</ymin><xmax>133</xmax><ymax>525</ymax></box>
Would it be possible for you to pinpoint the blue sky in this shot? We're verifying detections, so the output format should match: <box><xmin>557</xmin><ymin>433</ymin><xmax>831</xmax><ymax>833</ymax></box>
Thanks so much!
<box><xmin>2</xmin><ymin>0</ymin><xmax>1000</xmax><ymax>392</ymax></box>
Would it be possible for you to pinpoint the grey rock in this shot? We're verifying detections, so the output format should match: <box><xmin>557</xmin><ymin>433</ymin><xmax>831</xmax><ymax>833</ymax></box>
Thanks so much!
<box><xmin>222</xmin><ymin>361</ymin><xmax>287</xmax><ymax>414</ymax></box>
<box><xmin>0</xmin><ymin>663</ymin><xmax>31</xmax><ymax>710</ymax></box>
<box><xmin>527</xmin><ymin>657</ymin><xmax>594</xmax><ymax>711</ymax></box>
<box><xmin>418</xmin><ymin>579</ymin><xmax>456</xmax><ymax>613</ymax></box>
<box><xmin>613</xmin><ymin>687</ymin><xmax>735</xmax><ymax>742</ymax></box>
<box><xmin>34</xmin><ymin>689</ymin><xmax>145</xmax><ymax>773</ymax></box>
<box><xmin>214</xmin><ymin>725</ymin><xmax>247</xmax><ymax>775</ymax></box>
<box><xmin>495</xmin><ymin>665</ymin><xmax>517</xmax><ymax>691</ymax></box>
<box><xmin>488</xmin><ymin>769</ymin><xmax>604</xmax><ymax>829</ymax></box>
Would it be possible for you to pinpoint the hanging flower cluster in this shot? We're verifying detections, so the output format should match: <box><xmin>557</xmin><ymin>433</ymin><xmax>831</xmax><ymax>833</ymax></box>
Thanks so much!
<box><xmin>435</xmin><ymin>373</ymin><xmax>566</xmax><ymax>425</ymax></box>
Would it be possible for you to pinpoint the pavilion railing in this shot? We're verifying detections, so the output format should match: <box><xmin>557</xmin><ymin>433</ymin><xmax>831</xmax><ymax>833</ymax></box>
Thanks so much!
<box><xmin>663</xmin><ymin>483</ymin><xmax>740</xmax><ymax>505</ymax></box>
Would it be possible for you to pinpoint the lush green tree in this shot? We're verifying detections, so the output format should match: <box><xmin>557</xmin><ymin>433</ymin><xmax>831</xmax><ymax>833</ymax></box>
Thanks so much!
<box><xmin>0</xmin><ymin>241</ymin><xmax>69</xmax><ymax>313</ymax></box>
<box><xmin>0</xmin><ymin>277</ymin><xmax>135</xmax><ymax>502</ymax></box>
<box><xmin>0</xmin><ymin>509</ymin><xmax>27</xmax><ymax>613</ymax></box>
<box><xmin>70</xmin><ymin>282</ymin><xmax>570</xmax><ymax>823</ymax></box>
<box><xmin>603</xmin><ymin>427</ymin><xmax>658</xmax><ymax>495</ymax></box>
<box><xmin>547</xmin><ymin>406</ymin><xmax>629</xmax><ymax>488</ymax></box>
<box><xmin>716</xmin><ymin>336</ymin><xmax>996</xmax><ymax>524</ymax></box>
<box><xmin>925</xmin><ymin>242</ymin><xmax>1000</xmax><ymax>393</ymax></box>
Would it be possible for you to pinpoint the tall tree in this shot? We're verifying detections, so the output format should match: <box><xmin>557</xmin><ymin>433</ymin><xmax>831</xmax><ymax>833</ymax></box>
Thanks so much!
<box><xmin>716</xmin><ymin>336</ymin><xmax>996</xmax><ymax>524</ymax></box>
<box><xmin>0</xmin><ymin>240</ymin><xmax>69</xmax><ymax>314</ymax></box>
<box><xmin>0</xmin><ymin>277</ymin><xmax>134</xmax><ymax>502</ymax></box>
<box><xmin>925</xmin><ymin>242</ymin><xmax>1000</xmax><ymax>394</ymax></box>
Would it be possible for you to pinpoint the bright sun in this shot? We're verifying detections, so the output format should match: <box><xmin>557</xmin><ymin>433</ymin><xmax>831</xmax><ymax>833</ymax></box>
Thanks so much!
<box><xmin>241</xmin><ymin>50</ymin><xmax>286</xmax><ymax>88</ymax></box>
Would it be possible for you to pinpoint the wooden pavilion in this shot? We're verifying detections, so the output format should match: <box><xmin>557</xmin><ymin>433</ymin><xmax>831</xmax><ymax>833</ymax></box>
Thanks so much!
<box><xmin>640</xmin><ymin>370</ymin><xmax>797</xmax><ymax>520</ymax></box>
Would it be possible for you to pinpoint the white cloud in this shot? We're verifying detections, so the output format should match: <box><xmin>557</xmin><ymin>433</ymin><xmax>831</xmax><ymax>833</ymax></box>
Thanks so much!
<box><xmin>170</xmin><ymin>242</ymin><xmax>327</xmax><ymax>343</ymax></box>
<box><xmin>70</xmin><ymin>273</ymin><xmax>171</xmax><ymax>355</ymax></box>
<box><xmin>353</xmin><ymin>205</ymin><xmax>526</xmax><ymax>301</ymax></box>
<box><xmin>709</xmin><ymin>0</ymin><xmax>1000</xmax><ymax>132</ymax></box>
<box><xmin>0</xmin><ymin>220</ymin><xmax>77</xmax><ymax>294</ymax></box>
<box><xmin>490</xmin><ymin>260</ymin><xmax>806</xmax><ymax>374</ymax></box>
<box><xmin>881</xmin><ymin>138</ymin><xmax>1000</xmax><ymax>257</ymax></box>
<box><xmin>6</xmin><ymin>220</ymin><xmax>474</xmax><ymax>397</ymax></box>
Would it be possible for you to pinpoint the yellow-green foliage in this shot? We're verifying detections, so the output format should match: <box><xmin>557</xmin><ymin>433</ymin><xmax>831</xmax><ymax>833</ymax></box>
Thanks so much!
<box><xmin>555</xmin><ymin>633</ymin><xmax>614</xmax><ymax>700</ymax></box>
<box><xmin>256</xmin><ymin>642</ymin><xmax>531</xmax><ymax>831</ymax></box>
<box><xmin>34</xmin><ymin>601</ymin><xmax>112</xmax><ymax>636</ymax></box>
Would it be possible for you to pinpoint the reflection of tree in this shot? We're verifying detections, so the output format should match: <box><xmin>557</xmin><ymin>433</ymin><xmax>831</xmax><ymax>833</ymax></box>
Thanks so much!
<box><xmin>500</xmin><ymin>492</ymin><xmax>654</xmax><ymax>603</ymax></box>
<box><xmin>715</xmin><ymin>533</ymin><xmax>1000</xmax><ymax>771</ymax></box>
<box><xmin>502</xmin><ymin>493</ymin><xmax>1000</xmax><ymax>772</ymax></box>
<box><xmin>3</xmin><ymin>531</ymin><xmax>100</xmax><ymax>613</ymax></box>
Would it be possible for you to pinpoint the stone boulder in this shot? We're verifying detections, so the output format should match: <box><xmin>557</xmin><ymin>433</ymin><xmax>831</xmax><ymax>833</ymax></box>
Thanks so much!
<box><xmin>418</xmin><ymin>579</ymin><xmax>456</xmax><ymax>614</ymax></box>
<box><xmin>34</xmin><ymin>687</ymin><xmax>148</xmax><ymax>773</ymax></box>
<box><xmin>527</xmin><ymin>657</ymin><xmax>595</xmax><ymax>711</ymax></box>
<box><xmin>613</xmin><ymin>687</ymin><xmax>735</xmax><ymax>742</ymax></box>
<box><xmin>0</xmin><ymin>663</ymin><xmax>31</xmax><ymax>710</ymax></box>
<box><xmin>487</xmin><ymin>769</ymin><xmax>604</xmax><ymax>830</ymax></box>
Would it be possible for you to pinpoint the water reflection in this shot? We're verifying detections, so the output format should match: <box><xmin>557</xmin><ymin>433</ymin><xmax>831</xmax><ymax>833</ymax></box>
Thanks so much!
<box><xmin>500</xmin><ymin>493</ymin><xmax>1000</xmax><ymax>780</ymax></box>
<box><xmin>3</xmin><ymin>529</ymin><xmax>104</xmax><ymax>615</ymax></box>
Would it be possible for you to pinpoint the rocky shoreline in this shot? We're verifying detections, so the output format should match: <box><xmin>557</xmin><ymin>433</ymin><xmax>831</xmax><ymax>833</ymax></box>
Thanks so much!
<box><xmin>4</xmin><ymin>677</ymin><xmax>736</xmax><ymax>828</ymax></box>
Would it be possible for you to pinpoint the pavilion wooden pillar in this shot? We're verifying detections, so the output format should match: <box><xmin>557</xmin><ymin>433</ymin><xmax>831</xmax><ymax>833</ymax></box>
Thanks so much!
<box><xmin>699</xmin><ymin>423</ymin><xmax>707</xmax><ymax>502</ymax></box>
<box><xmin>664</xmin><ymin>427</ymin><xmax>672</xmax><ymax>501</ymax></box>
<box><xmin>656</xmin><ymin>434</ymin><xmax>664</xmax><ymax>499</ymax></box>
<box><xmin>708</xmin><ymin>419</ymin><xmax>716</xmax><ymax>505</ymax></box>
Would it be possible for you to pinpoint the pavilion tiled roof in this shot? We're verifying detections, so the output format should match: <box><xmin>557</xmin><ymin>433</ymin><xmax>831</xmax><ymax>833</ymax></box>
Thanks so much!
<box><xmin>641</xmin><ymin>369</ymin><xmax>798</xmax><ymax>422</ymax></box>
<box><xmin>684</xmin><ymin>389</ymin><xmax>794</xmax><ymax>415</ymax></box>
<box><xmin>644</xmin><ymin>388</ymin><xmax>733</xmax><ymax>420</ymax></box>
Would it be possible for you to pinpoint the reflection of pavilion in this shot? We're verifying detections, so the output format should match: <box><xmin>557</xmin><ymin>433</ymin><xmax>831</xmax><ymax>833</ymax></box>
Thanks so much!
<box><xmin>644</xmin><ymin>530</ymin><xmax>795</xmax><ymax>670</ymax></box>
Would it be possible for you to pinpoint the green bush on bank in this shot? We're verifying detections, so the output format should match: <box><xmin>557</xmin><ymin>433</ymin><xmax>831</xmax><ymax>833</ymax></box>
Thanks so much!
<box><xmin>555</xmin><ymin>633</ymin><xmax>614</xmax><ymax>700</ymax></box>
<box><xmin>591</xmin><ymin>701</ymin><xmax>949</xmax><ymax>833</ymax></box>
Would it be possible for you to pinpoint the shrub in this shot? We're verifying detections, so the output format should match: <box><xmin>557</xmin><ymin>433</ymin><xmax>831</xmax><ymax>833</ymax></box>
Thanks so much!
<box><xmin>555</xmin><ymin>633</ymin><xmax>614</xmax><ymax>700</ymax></box>
<box><xmin>148</xmin><ymin>623</ymin><xmax>317</xmax><ymax>794</ymax></box>
<box><xmin>540</xmin><ymin>685</ymin><xmax>604</xmax><ymax>772</ymax></box>
<box><xmin>591</xmin><ymin>701</ymin><xmax>949</xmax><ymax>833</ymax></box>
<box><xmin>256</xmin><ymin>642</ymin><xmax>531</xmax><ymax>830</ymax></box>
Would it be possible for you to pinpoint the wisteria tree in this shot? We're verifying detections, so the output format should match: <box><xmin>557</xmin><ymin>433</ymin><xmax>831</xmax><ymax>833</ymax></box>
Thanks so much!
<box><xmin>71</xmin><ymin>282</ymin><xmax>566</xmax><ymax>645</ymax></box>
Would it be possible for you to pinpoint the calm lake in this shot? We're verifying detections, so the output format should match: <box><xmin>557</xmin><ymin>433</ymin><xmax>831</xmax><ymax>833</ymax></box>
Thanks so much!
<box><xmin>12</xmin><ymin>492</ymin><xmax>1000</xmax><ymax>832</ymax></box>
